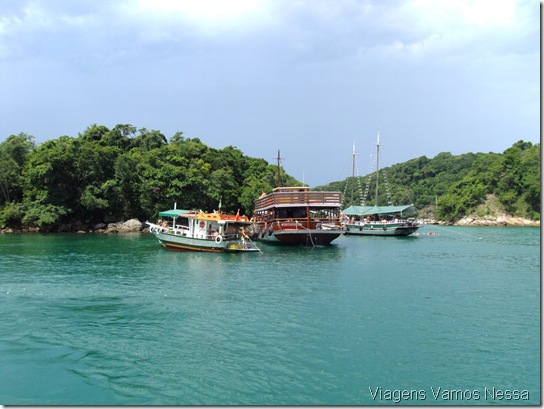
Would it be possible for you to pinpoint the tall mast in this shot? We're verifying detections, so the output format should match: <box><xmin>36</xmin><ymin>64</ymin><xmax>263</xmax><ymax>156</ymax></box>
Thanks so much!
<box><xmin>351</xmin><ymin>141</ymin><xmax>356</xmax><ymax>206</ymax></box>
<box><xmin>277</xmin><ymin>149</ymin><xmax>281</xmax><ymax>188</ymax></box>
<box><xmin>374</xmin><ymin>130</ymin><xmax>380</xmax><ymax>207</ymax></box>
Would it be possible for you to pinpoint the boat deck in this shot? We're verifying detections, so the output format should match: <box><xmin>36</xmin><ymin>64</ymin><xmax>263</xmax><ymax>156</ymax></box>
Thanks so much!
<box><xmin>254</xmin><ymin>187</ymin><xmax>342</xmax><ymax>211</ymax></box>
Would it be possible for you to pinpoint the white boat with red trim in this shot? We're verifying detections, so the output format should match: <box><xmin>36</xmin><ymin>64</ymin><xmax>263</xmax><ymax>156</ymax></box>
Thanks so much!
<box><xmin>146</xmin><ymin>207</ymin><xmax>260</xmax><ymax>252</ymax></box>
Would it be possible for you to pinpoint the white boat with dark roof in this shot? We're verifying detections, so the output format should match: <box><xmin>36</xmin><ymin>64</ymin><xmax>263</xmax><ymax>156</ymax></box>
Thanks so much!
<box><xmin>341</xmin><ymin>132</ymin><xmax>420</xmax><ymax>237</ymax></box>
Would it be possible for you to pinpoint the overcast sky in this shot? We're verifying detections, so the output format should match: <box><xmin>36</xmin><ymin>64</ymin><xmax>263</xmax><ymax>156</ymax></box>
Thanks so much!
<box><xmin>0</xmin><ymin>0</ymin><xmax>539</xmax><ymax>186</ymax></box>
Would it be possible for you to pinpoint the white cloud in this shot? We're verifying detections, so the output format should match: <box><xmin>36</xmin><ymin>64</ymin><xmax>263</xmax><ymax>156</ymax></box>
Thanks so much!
<box><xmin>2</xmin><ymin>0</ymin><xmax>534</xmax><ymax>65</ymax></box>
<box><xmin>125</xmin><ymin>0</ymin><xmax>277</xmax><ymax>40</ymax></box>
<box><xmin>405</xmin><ymin>0</ymin><xmax>516</xmax><ymax>30</ymax></box>
<box><xmin>0</xmin><ymin>0</ymin><xmax>538</xmax><ymax>186</ymax></box>
<box><xmin>137</xmin><ymin>0</ymin><xmax>266</xmax><ymax>22</ymax></box>
<box><xmin>382</xmin><ymin>0</ymin><xmax>536</xmax><ymax>59</ymax></box>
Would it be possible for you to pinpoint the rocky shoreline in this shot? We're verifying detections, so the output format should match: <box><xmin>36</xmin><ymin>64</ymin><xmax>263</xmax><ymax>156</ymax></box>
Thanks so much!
<box><xmin>452</xmin><ymin>214</ymin><xmax>540</xmax><ymax>227</ymax></box>
<box><xmin>1</xmin><ymin>215</ymin><xmax>539</xmax><ymax>233</ymax></box>
<box><xmin>0</xmin><ymin>219</ymin><xmax>146</xmax><ymax>234</ymax></box>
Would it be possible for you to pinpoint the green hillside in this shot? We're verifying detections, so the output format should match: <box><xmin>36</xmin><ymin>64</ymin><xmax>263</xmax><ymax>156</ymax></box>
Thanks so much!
<box><xmin>0</xmin><ymin>124</ymin><xmax>300</xmax><ymax>231</ymax></box>
<box><xmin>0</xmin><ymin>123</ymin><xmax>539</xmax><ymax>231</ymax></box>
<box><xmin>315</xmin><ymin>140</ymin><xmax>540</xmax><ymax>222</ymax></box>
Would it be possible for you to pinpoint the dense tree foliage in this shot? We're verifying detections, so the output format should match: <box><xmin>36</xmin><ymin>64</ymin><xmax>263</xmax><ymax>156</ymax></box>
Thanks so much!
<box><xmin>436</xmin><ymin>141</ymin><xmax>540</xmax><ymax>221</ymax></box>
<box><xmin>0</xmin><ymin>126</ymin><xmax>539</xmax><ymax>230</ymax></box>
<box><xmin>0</xmin><ymin>133</ymin><xmax>35</xmax><ymax>204</ymax></box>
<box><xmin>316</xmin><ymin>141</ymin><xmax>540</xmax><ymax>222</ymax></box>
<box><xmin>0</xmin><ymin>124</ymin><xmax>300</xmax><ymax>230</ymax></box>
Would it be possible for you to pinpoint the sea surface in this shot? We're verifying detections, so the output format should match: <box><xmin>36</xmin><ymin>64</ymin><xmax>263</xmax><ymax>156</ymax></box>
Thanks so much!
<box><xmin>0</xmin><ymin>226</ymin><xmax>540</xmax><ymax>405</ymax></box>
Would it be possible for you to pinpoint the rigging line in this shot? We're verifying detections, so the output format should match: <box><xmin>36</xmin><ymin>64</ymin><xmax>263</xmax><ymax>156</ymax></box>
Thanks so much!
<box><xmin>353</xmin><ymin>157</ymin><xmax>365</xmax><ymax>206</ymax></box>
<box><xmin>382</xmin><ymin>168</ymin><xmax>393</xmax><ymax>205</ymax></box>
<box><xmin>428</xmin><ymin>224</ymin><xmax>483</xmax><ymax>240</ymax></box>
<box><xmin>295</xmin><ymin>220</ymin><xmax>316</xmax><ymax>247</ymax></box>
<box><xmin>246</xmin><ymin>235</ymin><xmax>263</xmax><ymax>253</ymax></box>
<box><xmin>338</xmin><ymin>154</ymin><xmax>354</xmax><ymax>184</ymax></box>
<box><xmin>308</xmin><ymin>230</ymin><xmax>316</xmax><ymax>247</ymax></box>
<box><xmin>362</xmin><ymin>152</ymin><xmax>374</xmax><ymax>206</ymax></box>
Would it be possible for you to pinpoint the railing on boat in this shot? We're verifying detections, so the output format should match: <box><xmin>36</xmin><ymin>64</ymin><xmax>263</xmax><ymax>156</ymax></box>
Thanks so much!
<box><xmin>272</xmin><ymin>219</ymin><xmax>341</xmax><ymax>230</ymax></box>
<box><xmin>254</xmin><ymin>191</ymin><xmax>342</xmax><ymax>211</ymax></box>
<box><xmin>347</xmin><ymin>219</ymin><xmax>416</xmax><ymax>224</ymax></box>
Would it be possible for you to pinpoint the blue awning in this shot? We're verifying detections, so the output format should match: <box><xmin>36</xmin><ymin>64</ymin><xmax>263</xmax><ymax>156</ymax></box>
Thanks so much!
<box><xmin>342</xmin><ymin>204</ymin><xmax>416</xmax><ymax>216</ymax></box>
<box><xmin>158</xmin><ymin>209</ymin><xmax>191</xmax><ymax>218</ymax></box>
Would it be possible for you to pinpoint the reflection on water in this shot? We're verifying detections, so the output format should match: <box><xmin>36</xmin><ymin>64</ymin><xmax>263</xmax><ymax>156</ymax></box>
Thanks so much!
<box><xmin>0</xmin><ymin>228</ymin><xmax>540</xmax><ymax>405</ymax></box>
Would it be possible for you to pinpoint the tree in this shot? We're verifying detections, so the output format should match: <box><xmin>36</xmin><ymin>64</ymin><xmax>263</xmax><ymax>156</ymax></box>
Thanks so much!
<box><xmin>131</xmin><ymin>128</ymin><xmax>167</xmax><ymax>151</ymax></box>
<box><xmin>100</xmin><ymin>124</ymin><xmax>136</xmax><ymax>150</ymax></box>
<box><xmin>3</xmin><ymin>123</ymin><xmax>538</xmax><ymax>230</ymax></box>
<box><xmin>22</xmin><ymin>136</ymin><xmax>80</xmax><ymax>216</ymax></box>
<box><xmin>0</xmin><ymin>133</ymin><xmax>35</xmax><ymax>204</ymax></box>
<box><xmin>80</xmin><ymin>124</ymin><xmax>110</xmax><ymax>142</ymax></box>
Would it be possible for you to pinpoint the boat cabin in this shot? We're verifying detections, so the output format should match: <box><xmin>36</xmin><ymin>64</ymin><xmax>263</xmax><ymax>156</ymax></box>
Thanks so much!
<box><xmin>158</xmin><ymin>209</ymin><xmax>250</xmax><ymax>240</ymax></box>
<box><xmin>341</xmin><ymin>204</ymin><xmax>417</xmax><ymax>224</ymax></box>
<box><xmin>253</xmin><ymin>187</ymin><xmax>342</xmax><ymax>223</ymax></box>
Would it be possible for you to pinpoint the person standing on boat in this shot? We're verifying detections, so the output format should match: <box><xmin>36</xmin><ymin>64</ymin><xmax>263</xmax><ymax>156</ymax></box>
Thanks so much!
<box><xmin>241</xmin><ymin>227</ymin><xmax>249</xmax><ymax>249</ymax></box>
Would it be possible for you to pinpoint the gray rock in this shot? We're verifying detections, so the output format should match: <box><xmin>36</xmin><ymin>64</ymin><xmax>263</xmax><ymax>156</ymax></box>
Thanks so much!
<box><xmin>106</xmin><ymin>219</ymin><xmax>142</xmax><ymax>233</ymax></box>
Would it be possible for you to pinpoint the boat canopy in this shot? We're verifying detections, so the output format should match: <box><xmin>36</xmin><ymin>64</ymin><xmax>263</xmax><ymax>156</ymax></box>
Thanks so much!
<box><xmin>159</xmin><ymin>209</ymin><xmax>191</xmax><ymax>218</ymax></box>
<box><xmin>159</xmin><ymin>209</ymin><xmax>250</xmax><ymax>223</ymax></box>
<box><xmin>342</xmin><ymin>204</ymin><xmax>416</xmax><ymax>216</ymax></box>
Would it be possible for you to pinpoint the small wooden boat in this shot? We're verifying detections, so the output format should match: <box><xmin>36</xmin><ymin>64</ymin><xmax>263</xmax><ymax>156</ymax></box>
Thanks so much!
<box><xmin>146</xmin><ymin>207</ymin><xmax>260</xmax><ymax>252</ymax></box>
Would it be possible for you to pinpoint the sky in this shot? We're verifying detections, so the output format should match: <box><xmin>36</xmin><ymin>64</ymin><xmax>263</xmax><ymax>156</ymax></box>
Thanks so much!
<box><xmin>0</xmin><ymin>0</ymin><xmax>540</xmax><ymax>186</ymax></box>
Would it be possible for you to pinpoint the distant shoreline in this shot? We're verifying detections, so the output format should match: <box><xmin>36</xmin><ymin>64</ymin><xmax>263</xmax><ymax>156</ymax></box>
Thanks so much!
<box><xmin>1</xmin><ymin>219</ymin><xmax>539</xmax><ymax>234</ymax></box>
<box><xmin>451</xmin><ymin>215</ymin><xmax>540</xmax><ymax>227</ymax></box>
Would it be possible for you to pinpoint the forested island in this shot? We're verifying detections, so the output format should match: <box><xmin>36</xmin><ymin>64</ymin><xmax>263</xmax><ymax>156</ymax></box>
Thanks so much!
<box><xmin>0</xmin><ymin>124</ymin><xmax>540</xmax><ymax>232</ymax></box>
<box><xmin>316</xmin><ymin>139</ymin><xmax>540</xmax><ymax>226</ymax></box>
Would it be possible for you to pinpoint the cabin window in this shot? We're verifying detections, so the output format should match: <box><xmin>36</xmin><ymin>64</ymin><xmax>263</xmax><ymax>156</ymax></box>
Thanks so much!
<box><xmin>276</xmin><ymin>208</ymin><xmax>306</xmax><ymax>219</ymax></box>
<box><xmin>311</xmin><ymin>209</ymin><xmax>339</xmax><ymax>219</ymax></box>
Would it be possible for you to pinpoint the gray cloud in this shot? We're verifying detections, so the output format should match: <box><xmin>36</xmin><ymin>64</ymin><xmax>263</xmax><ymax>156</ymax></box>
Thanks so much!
<box><xmin>0</xmin><ymin>0</ymin><xmax>539</xmax><ymax>186</ymax></box>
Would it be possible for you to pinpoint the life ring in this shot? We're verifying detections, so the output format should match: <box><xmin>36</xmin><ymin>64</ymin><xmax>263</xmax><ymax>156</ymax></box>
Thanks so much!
<box><xmin>383</xmin><ymin>226</ymin><xmax>387</xmax><ymax>231</ymax></box>
<box><xmin>199</xmin><ymin>221</ymin><xmax>205</xmax><ymax>229</ymax></box>
<box><xmin>215</xmin><ymin>235</ymin><xmax>223</xmax><ymax>244</ymax></box>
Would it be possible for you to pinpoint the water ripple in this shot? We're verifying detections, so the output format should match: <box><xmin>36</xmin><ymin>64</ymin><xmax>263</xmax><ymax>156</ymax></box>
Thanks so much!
<box><xmin>0</xmin><ymin>228</ymin><xmax>539</xmax><ymax>404</ymax></box>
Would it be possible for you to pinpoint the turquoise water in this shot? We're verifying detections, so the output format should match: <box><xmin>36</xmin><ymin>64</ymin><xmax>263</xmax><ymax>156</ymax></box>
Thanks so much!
<box><xmin>0</xmin><ymin>227</ymin><xmax>540</xmax><ymax>405</ymax></box>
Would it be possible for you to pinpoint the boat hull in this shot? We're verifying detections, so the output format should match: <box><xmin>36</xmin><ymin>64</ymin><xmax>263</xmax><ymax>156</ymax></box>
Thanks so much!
<box><xmin>254</xmin><ymin>224</ymin><xmax>342</xmax><ymax>246</ymax></box>
<box><xmin>344</xmin><ymin>223</ymin><xmax>419</xmax><ymax>236</ymax></box>
<box><xmin>152</xmin><ymin>230</ymin><xmax>259</xmax><ymax>252</ymax></box>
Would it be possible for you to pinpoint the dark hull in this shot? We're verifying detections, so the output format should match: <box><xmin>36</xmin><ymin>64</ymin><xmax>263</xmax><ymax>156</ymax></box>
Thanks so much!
<box><xmin>272</xmin><ymin>230</ymin><xmax>342</xmax><ymax>245</ymax></box>
<box><xmin>344</xmin><ymin>223</ymin><xmax>419</xmax><ymax>236</ymax></box>
<box><xmin>254</xmin><ymin>224</ymin><xmax>342</xmax><ymax>246</ymax></box>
